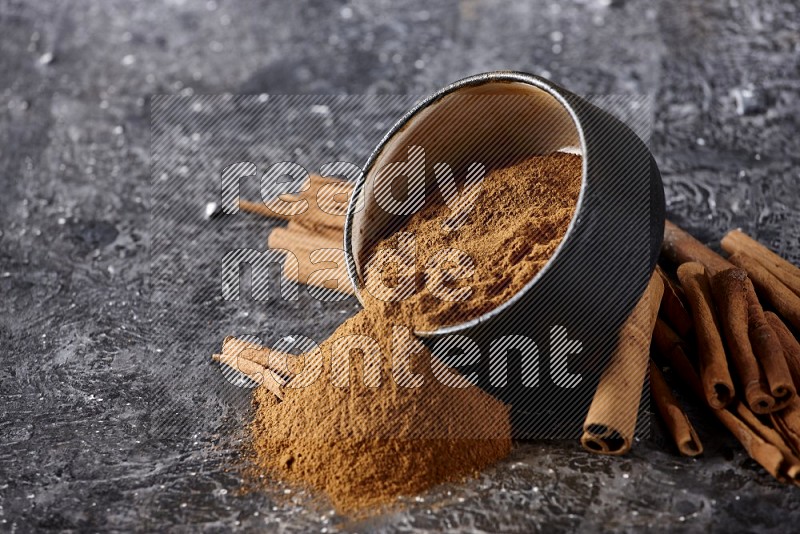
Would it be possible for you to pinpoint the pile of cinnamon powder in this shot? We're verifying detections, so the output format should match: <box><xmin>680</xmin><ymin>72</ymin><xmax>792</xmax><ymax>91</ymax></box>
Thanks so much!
<box><xmin>366</xmin><ymin>152</ymin><xmax>583</xmax><ymax>331</ymax></box>
<box><xmin>249</xmin><ymin>309</ymin><xmax>512</xmax><ymax>512</ymax></box>
<box><xmin>248</xmin><ymin>152</ymin><xmax>582</xmax><ymax>512</ymax></box>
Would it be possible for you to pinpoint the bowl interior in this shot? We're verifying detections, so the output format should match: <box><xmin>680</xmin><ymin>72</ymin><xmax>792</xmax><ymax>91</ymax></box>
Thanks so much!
<box><xmin>349</xmin><ymin>78</ymin><xmax>584</xmax><ymax>327</ymax></box>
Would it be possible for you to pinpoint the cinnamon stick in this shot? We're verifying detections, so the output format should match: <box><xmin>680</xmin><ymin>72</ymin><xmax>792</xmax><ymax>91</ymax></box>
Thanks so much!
<box><xmin>273</xmin><ymin>174</ymin><xmax>353</xmax><ymax>210</ymax></box>
<box><xmin>772</xmin><ymin>400</ymin><xmax>800</xmax><ymax>457</ymax></box>
<box><xmin>308</xmin><ymin>176</ymin><xmax>354</xmax><ymax>217</ymax></box>
<box><xmin>729</xmin><ymin>252</ymin><xmax>800</xmax><ymax>332</ymax></box>
<box><xmin>650</xmin><ymin>361</ymin><xmax>704</xmax><ymax>457</ymax></box>
<box><xmin>656</xmin><ymin>267</ymin><xmax>694</xmax><ymax>338</ymax></box>
<box><xmin>717</xmin><ymin>403</ymin><xmax>799</xmax><ymax>484</ymax></box>
<box><xmin>662</xmin><ymin>220</ymin><xmax>733</xmax><ymax>276</ymax></box>
<box><xmin>292</xmin><ymin>217</ymin><xmax>345</xmax><ymax>243</ymax></box>
<box><xmin>765</xmin><ymin>311</ymin><xmax>800</xmax><ymax>389</ymax></box>
<box><xmin>651</xmin><ymin>321</ymin><xmax>800</xmax><ymax>483</ymax></box>
<box><xmin>221</xmin><ymin>336</ymin><xmax>324</xmax><ymax>390</ymax></box>
<box><xmin>298</xmin><ymin>175</ymin><xmax>352</xmax><ymax>240</ymax></box>
<box><xmin>212</xmin><ymin>352</ymin><xmax>285</xmax><ymax>400</ymax></box>
<box><xmin>239</xmin><ymin>175</ymin><xmax>352</xmax><ymax>241</ymax></box>
<box><xmin>721</xmin><ymin>229</ymin><xmax>800</xmax><ymax>298</ymax></box>
<box><xmin>238</xmin><ymin>198</ymin><xmax>292</xmax><ymax>221</ymax></box>
<box><xmin>581</xmin><ymin>273</ymin><xmax>664</xmax><ymax>455</ymax></box>
<box><xmin>734</xmin><ymin>402</ymin><xmax>800</xmax><ymax>481</ymax></box>
<box><xmin>651</xmin><ymin>318</ymin><xmax>704</xmax><ymax>400</ymax></box>
<box><xmin>705</xmin><ymin>267</ymin><xmax>777</xmax><ymax>413</ymax></box>
<box><xmin>744</xmin><ymin>283</ymin><xmax>795</xmax><ymax>410</ymax></box>
<box><xmin>268</xmin><ymin>226</ymin><xmax>342</xmax><ymax>253</ymax></box>
<box><xmin>240</xmin><ymin>198</ymin><xmax>345</xmax><ymax>242</ymax></box>
<box><xmin>676</xmin><ymin>262</ymin><xmax>737</xmax><ymax>409</ymax></box>
<box><xmin>240</xmin><ymin>175</ymin><xmax>319</xmax><ymax>218</ymax></box>
<box><xmin>268</xmin><ymin>227</ymin><xmax>353</xmax><ymax>296</ymax></box>
<box><xmin>222</xmin><ymin>336</ymin><xmax>291</xmax><ymax>376</ymax></box>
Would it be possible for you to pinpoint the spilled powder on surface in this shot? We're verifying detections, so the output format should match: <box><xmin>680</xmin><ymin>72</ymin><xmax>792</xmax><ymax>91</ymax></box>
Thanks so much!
<box><xmin>249</xmin><ymin>309</ymin><xmax>512</xmax><ymax>512</ymax></box>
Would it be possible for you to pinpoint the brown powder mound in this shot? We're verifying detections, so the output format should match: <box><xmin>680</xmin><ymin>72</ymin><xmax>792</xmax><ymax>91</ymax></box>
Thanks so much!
<box><xmin>249</xmin><ymin>310</ymin><xmax>512</xmax><ymax>512</ymax></box>
<box><xmin>364</xmin><ymin>152</ymin><xmax>583</xmax><ymax>331</ymax></box>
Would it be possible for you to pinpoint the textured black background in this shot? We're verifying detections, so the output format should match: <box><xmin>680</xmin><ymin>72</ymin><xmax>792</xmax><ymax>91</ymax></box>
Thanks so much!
<box><xmin>2</xmin><ymin>0</ymin><xmax>799</xmax><ymax>531</ymax></box>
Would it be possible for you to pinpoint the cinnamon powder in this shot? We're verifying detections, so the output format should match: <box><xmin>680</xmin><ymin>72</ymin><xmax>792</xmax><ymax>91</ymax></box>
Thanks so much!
<box><xmin>248</xmin><ymin>152</ymin><xmax>582</xmax><ymax>512</ymax></box>
<box><xmin>365</xmin><ymin>152</ymin><xmax>583</xmax><ymax>331</ymax></box>
<box><xmin>249</xmin><ymin>310</ymin><xmax>512</xmax><ymax>512</ymax></box>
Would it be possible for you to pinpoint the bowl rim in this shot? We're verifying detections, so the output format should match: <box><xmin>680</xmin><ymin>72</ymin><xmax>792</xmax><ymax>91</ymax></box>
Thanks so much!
<box><xmin>343</xmin><ymin>70</ymin><xmax>589</xmax><ymax>338</ymax></box>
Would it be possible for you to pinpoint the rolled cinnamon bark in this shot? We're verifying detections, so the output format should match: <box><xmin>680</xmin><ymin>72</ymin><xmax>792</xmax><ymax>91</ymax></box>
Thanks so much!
<box><xmin>721</xmin><ymin>229</ymin><xmax>800</xmax><ymax>298</ymax></box>
<box><xmin>729</xmin><ymin>252</ymin><xmax>800</xmax><ymax>332</ymax></box>
<box><xmin>650</xmin><ymin>361</ymin><xmax>703</xmax><ymax>457</ymax></box>
<box><xmin>662</xmin><ymin>220</ymin><xmax>734</xmax><ymax>276</ymax></box>
<box><xmin>268</xmin><ymin>227</ymin><xmax>353</xmax><ymax>296</ymax></box>
<box><xmin>656</xmin><ymin>268</ymin><xmax>694</xmax><ymax>339</ymax></box>
<box><xmin>734</xmin><ymin>402</ymin><xmax>800</xmax><ymax>481</ymax></box>
<box><xmin>238</xmin><ymin>198</ymin><xmax>289</xmax><ymax>220</ymax></box>
<box><xmin>772</xmin><ymin>400</ymin><xmax>800</xmax><ymax>457</ymax></box>
<box><xmin>677</xmin><ymin>263</ymin><xmax>738</xmax><ymax>409</ymax></box>
<box><xmin>221</xmin><ymin>336</ymin><xmax>324</xmax><ymax>390</ymax></box>
<box><xmin>288</xmin><ymin>175</ymin><xmax>351</xmax><ymax>237</ymax></box>
<box><xmin>212</xmin><ymin>352</ymin><xmax>285</xmax><ymax>400</ymax></box>
<box><xmin>240</xmin><ymin>175</ymin><xmax>321</xmax><ymax>218</ymax></box>
<box><xmin>292</xmin><ymin>216</ymin><xmax>345</xmax><ymax>243</ymax></box>
<box><xmin>744</xmin><ymin>284</ymin><xmax>795</xmax><ymax>410</ymax></box>
<box><xmin>652</xmin><ymin>323</ymin><xmax>800</xmax><ymax>483</ymax></box>
<box><xmin>581</xmin><ymin>273</ymin><xmax>664</xmax><ymax>455</ymax></box>
<box><xmin>222</xmin><ymin>336</ymin><xmax>291</xmax><ymax>375</ymax></box>
<box><xmin>312</xmin><ymin>177</ymin><xmax>354</xmax><ymax>217</ymax></box>
<box><xmin>707</xmin><ymin>267</ymin><xmax>787</xmax><ymax>413</ymax></box>
<box><xmin>718</xmin><ymin>403</ymin><xmax>800</xmax><ymax>484</ymax></box>
<box><xmin>268</xmin><ymin>226</ymin><xmax>343</xmax><ymax>253</ymax></box>
<box><xmin>651</xmin><ymin>318</ymin><xmax>704</xmax><ymax>400</ymax></box>
<box><xmin>238</xmin><ymin>175</ymin><xmax>352</xmax><ymax>241</ymax></box>
<box><xmin>276</xmin><ymin>174</ymin><xmax>353</xmax><ymax>207</ymax></box>
<box><xmin>766</xmin><ymin>312</ymin><xmax>800</xmax><ymax>389</ymax></box>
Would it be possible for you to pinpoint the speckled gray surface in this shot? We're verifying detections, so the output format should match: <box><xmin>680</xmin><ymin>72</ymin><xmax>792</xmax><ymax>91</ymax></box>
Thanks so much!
<box><xmin>2</xmin><ymin>0</ymin><xmax>800</xmax><ymax>531</ymax></box>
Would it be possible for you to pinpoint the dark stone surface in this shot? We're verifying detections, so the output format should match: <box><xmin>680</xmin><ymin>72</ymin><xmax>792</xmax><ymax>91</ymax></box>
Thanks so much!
<box><xmin>1</xmin><ymin>0</ymin><xmax>799</xmax><ymax>531</ymax></box>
